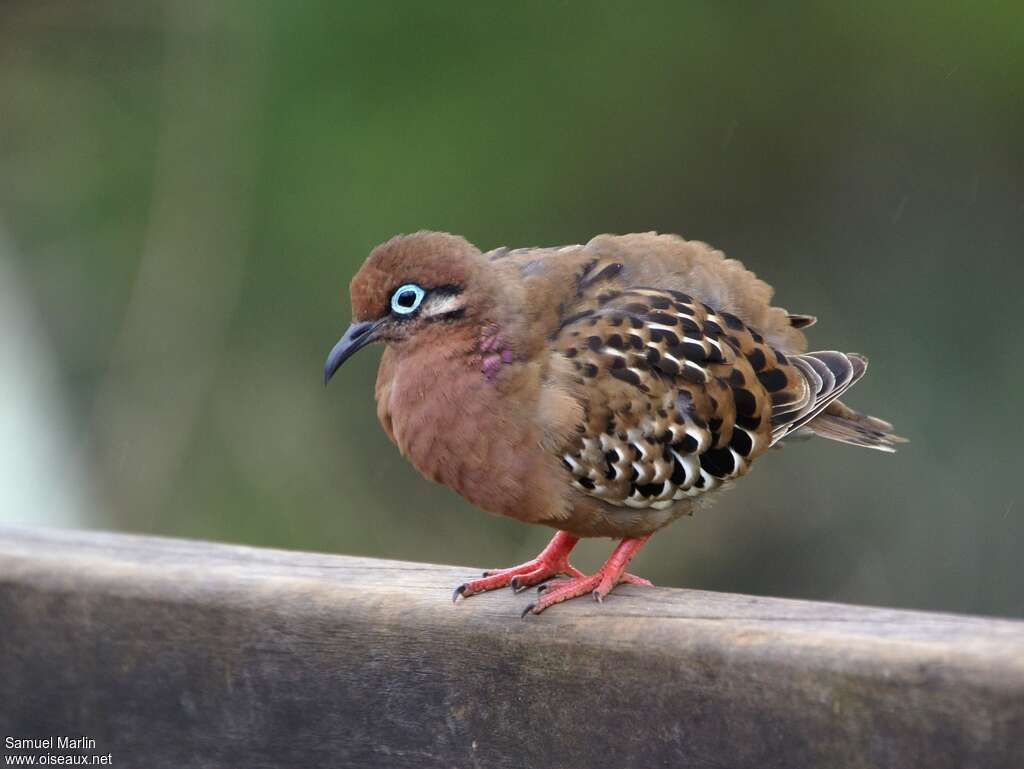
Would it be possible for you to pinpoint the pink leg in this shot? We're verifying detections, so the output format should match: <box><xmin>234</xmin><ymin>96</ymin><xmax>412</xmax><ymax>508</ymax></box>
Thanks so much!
<box><xmin>453</xmin><ymin>531</ymin><xmax>582</xmax><ymax>601</ymax></box>
<box><xmin>523</xmin><ymin>535</ymin><xmax>651</xmax><ymax>616</ymax></box>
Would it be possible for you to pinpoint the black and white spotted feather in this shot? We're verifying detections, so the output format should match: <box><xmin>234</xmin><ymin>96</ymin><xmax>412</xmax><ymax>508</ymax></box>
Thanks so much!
<box><xmin>549</xmin><ymin>262</ymin><xmax>902</xmax><ymax>510</ymax></box>
<box><xmin>553</xmin><ymin>283</ymin><xmax>798</xmax><ymax>508</ymax></box>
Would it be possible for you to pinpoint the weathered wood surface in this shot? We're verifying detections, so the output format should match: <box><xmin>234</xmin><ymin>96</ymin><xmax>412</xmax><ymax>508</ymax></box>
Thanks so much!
<box><xmin>0</xmin><ymin>526</ymin><xmax>1022</xmax><ymax>769</ymax></box>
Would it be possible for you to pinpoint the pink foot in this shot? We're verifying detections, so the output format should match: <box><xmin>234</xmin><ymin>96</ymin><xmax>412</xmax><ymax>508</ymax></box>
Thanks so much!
<box><xmin>453</xmin><ymin>531</ymin><xmax>582</xmax><ymax>600</ymax></box>
<box><xmin>523</xmin><ymin>536</ymin><xmax>651</xmax><ymax>616</ymax></box>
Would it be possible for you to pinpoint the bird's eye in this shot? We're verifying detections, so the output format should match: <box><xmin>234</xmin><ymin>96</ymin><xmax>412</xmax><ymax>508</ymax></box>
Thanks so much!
<box><xmin>390</xmin><ymin>283</ymin><xmax>425</xmax><ymax>315</ymax></box>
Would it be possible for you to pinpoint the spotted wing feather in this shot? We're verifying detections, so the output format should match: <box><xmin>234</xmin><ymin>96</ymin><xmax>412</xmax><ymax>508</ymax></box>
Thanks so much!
<box><xmin>552</xmin><ymin>286</ymin><xmax>806</xmax><ymax>508</ymax></box>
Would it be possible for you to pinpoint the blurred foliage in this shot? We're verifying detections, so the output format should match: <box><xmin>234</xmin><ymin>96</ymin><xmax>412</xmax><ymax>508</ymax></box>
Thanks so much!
<box><xmin>1</xmin><ymin>0</ymin><xmax>1021</xmax><ymax>617</ymax></box>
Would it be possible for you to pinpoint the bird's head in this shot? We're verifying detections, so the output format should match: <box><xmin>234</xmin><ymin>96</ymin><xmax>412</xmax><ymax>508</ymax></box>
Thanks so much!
<box><xmin>324</xmin><ymin>231</ymin><xmax>491</xmax><ymax>384</ymax></box>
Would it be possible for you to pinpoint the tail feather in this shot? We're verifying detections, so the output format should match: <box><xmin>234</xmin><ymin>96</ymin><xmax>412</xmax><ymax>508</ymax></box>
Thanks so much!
<box><xmin>786</xmin><ymin>313</ymin><xmax>818</xmax><ymax>329</ymax></box>
<box><xmin>771</xmin><ymin>351</ymin><xmax>863</xmax><ymax>443</ymax></box>
<box><xmin>803</xmin><ymin>400</ymin><xmax>907</xmax><ymax>453</ymax></box>
<box><xmin>771</xmin><ymin>351</ymin><xmax>904</xmax><ymax>452</ymax></box>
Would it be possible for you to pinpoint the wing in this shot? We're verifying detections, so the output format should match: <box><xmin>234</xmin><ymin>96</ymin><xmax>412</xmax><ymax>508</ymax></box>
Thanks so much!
<box><xmin>551</xmin><ymin>285</ymin><xmax>810</xmax><ymax>508</ymax></box>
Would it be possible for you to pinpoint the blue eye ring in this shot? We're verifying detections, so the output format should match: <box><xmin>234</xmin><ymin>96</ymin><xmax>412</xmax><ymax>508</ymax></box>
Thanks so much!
<box><xmin>390</xmin><ymin>283</ymin><xmax>425</xmax><ymax>315</ymax></box>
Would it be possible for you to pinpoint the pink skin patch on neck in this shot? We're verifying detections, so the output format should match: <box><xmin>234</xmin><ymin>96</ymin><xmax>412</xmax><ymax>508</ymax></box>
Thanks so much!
<box><xmin>480</xmin><ymin>324</ymin><xmax>513</xmax><ymax>382</ymax></box>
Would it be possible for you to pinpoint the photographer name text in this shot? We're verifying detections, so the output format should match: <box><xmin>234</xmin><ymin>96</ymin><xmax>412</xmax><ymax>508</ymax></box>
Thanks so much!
<box><xmin>5</xmin><ymin>738</ymin><xmax>96</xmax><ymax>751</ymax></box>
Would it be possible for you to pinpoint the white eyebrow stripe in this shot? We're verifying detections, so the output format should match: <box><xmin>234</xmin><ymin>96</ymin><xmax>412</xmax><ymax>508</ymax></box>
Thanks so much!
<box><xmin>422</xmin><ymin>294</ymin><xmax>464</xmax><ymax>317</ymax></box>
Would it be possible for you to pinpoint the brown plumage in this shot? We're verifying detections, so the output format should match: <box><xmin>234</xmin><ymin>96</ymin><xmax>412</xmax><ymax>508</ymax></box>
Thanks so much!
<box><xmin>325</xmin><ymin>231</ymin><xmax>904</xmax><ymax>614</ymax></box>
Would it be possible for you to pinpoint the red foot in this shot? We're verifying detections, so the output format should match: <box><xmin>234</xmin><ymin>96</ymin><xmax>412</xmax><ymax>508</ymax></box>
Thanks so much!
<box><xmin>453</xmin><ymin>531</ymin><xmax>582</xmax><ymax>600</ymax></box>
<box><xmin>522</xmin><ymin>536</ymin><xmax>651</xmax><ymax>616</ymax></box>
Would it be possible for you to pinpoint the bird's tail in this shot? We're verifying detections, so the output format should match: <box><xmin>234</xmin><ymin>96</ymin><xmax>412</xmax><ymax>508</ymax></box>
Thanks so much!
<box><xmin>803</xmin><ymin>399</ymin><xmax>907</xmax><ymax>453</ymax></box>
<box><xmin>772</xmin><ymin>351</ymin><xmax>906</xmax><ymax>452</ymax></box>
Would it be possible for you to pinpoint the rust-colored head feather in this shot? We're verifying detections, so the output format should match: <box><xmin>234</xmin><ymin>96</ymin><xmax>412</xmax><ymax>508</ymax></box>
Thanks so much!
<box><xmin>350</xmin><ymin>231</ymin><xmax>485</xmax><ymax>320</ymax></box>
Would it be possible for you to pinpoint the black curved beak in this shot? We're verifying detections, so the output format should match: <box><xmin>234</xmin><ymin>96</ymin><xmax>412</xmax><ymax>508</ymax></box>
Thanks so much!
<box><xmin>324</xmin><ymin>319</ymin><xmax>383</xmax><ymax>385</ymax></box>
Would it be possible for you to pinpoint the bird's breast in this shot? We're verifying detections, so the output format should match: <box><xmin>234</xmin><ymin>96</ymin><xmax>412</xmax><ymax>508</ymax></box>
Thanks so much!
<box><xmin>375</xmin><ymin>348</ymin><xmax>562</xmax><ymax>523</ymax></box>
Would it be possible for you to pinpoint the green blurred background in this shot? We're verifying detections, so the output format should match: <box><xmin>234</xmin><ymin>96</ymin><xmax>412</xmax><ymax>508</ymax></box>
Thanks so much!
<box><xmin>1</xmin><ymin>1</ymin><xmax>1021</xmax><ymax>617</ymax></box>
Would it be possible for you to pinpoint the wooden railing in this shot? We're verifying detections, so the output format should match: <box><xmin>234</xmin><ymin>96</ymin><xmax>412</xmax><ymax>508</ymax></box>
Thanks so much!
<box><xmin>1</xmin><ymin>526</ymin><xmax>1022</xmax><ymax>768</ymax></box>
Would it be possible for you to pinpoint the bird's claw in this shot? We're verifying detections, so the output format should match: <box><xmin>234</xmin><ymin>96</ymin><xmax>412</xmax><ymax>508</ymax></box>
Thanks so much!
<box><xmin>450</xmin><ymin>532</ymin><xmax>651</xmax><ymax>615</ymax></box>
